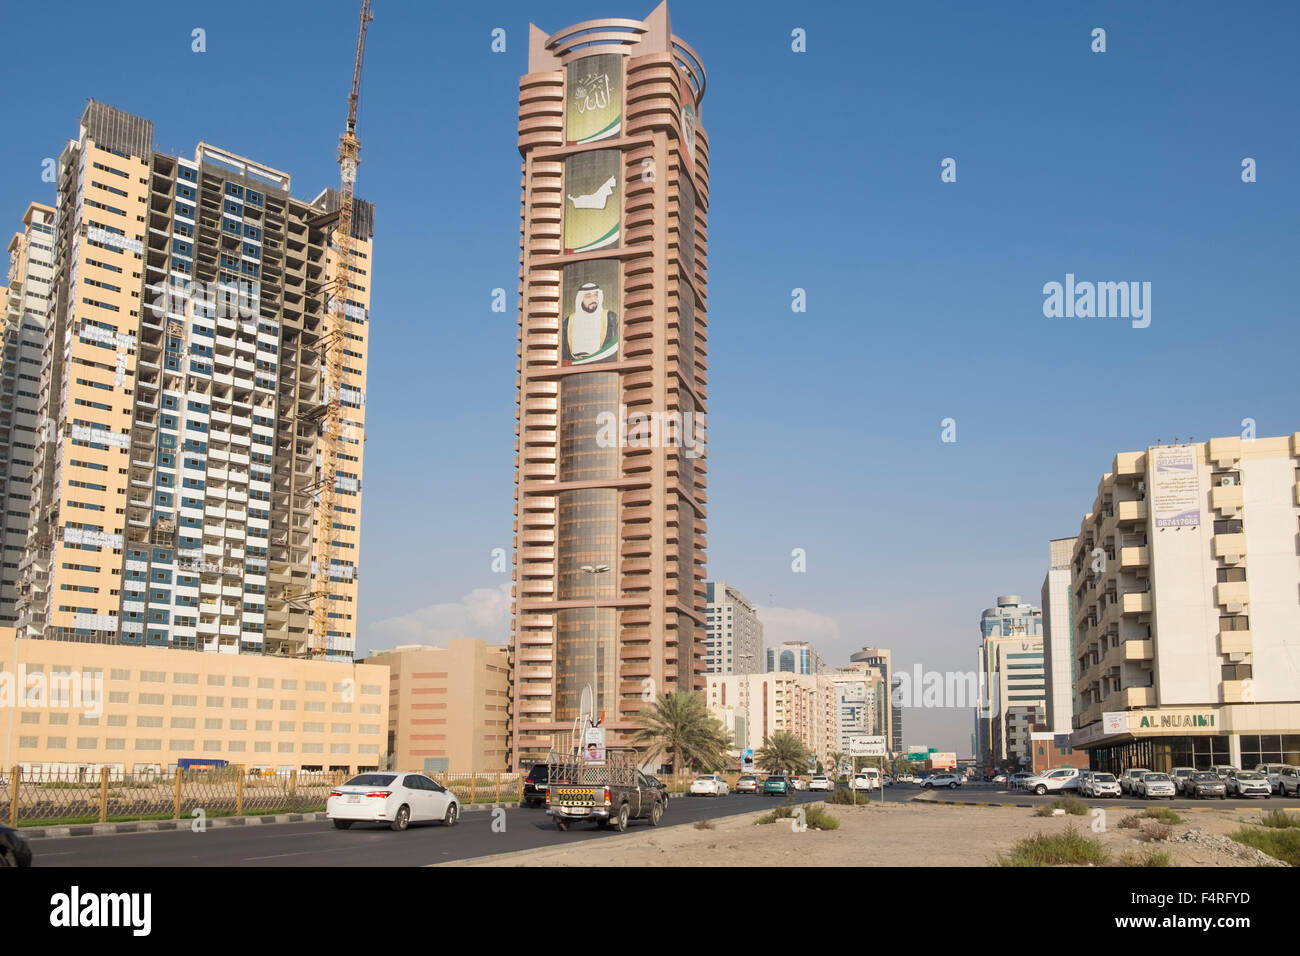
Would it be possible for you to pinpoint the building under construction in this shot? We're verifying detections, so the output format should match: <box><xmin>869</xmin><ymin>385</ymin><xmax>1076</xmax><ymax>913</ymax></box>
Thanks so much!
<box><xmin>11</xmin><ymin>99</ymin><xmax>373</xmax><ymax>659</ymax></box>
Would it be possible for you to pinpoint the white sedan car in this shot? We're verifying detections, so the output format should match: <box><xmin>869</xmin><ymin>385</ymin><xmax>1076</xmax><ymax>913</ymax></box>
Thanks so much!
<box><xmin>689</xmin><ymin>774</ymin><xmax>729</xmax><ymax>796</ymax></box>
<box><xmin>326</xmin><ymin>772</ymin><xmax>461</xmax><ymax>831</ymax></box>
<box><xmin>809</xmin><ymin>775</ymin><xmax>831</xmax><ymax>791</ymax></box>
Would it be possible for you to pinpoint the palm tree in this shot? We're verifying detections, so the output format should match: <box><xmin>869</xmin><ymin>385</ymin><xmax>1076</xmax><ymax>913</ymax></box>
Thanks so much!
<box><xmin>829</xmin><ymin>751</ymin><xmax>846</xmax><ymax>775</ymax></box>
<box><xmin>756</xmin><ymin>730</ymin><xmax>811</xmax><ymax>775</ymax></box>
<box><xmin>631</xmin><ymin>692</ymin><xmax>733</xmax><ymax>773</ymax></box>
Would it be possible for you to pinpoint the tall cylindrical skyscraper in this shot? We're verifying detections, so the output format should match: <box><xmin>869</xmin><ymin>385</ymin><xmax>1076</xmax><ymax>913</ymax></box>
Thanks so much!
<box><xmin>512</xmin><ymin>3</ymin><xmax>708</xmax><ymax>769</ymax></box>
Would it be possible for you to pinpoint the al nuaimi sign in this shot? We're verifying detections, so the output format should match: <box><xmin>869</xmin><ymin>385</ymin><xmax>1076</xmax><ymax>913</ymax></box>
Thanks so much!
<box><xmin>1136</xmin><ymin>712</ymin><xmax>1216</xmax><ymax>730</ymax></box>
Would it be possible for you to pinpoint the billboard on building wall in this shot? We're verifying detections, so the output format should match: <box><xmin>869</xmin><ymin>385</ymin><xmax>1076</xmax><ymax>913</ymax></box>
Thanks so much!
<box><xmin>1151</xmin><ymin>444</ymin><xmax>1200</xmax><ymax>528</ymax></box>
<box><xmin>564</xmin><ymin>149</ymin><xmax>621</xmax><ymax>253</ymax></box>
<box><xmin>566</xmin><ymin>54</ymin><xmax>622</xmax><ymax>145</ymax></box>
<box><xmin>561</xmin><ymin>260</ymin><xmax>619</xmax><ymax>366</ymax></box>
<box><xmin>678</xmin><ymin>70</ymin><xmax>697</xmax><ymax>179</ymax></box>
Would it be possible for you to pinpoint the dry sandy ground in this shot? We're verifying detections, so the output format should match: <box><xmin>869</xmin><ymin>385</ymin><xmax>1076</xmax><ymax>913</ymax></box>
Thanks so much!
<box><xmin>446</xmin><ymin>798</ymin><xmax>1291</xmax><ymax>867</ymax></box>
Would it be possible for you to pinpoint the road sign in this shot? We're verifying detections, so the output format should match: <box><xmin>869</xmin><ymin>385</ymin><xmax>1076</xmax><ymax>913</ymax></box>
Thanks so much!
<box><xmin>848</xmin><ymin>735</ymin><xmax>886</xmax><ymax>757</ymax></box>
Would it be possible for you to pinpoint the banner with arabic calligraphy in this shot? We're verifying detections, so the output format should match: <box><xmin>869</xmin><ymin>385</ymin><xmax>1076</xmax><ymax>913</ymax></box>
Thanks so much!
<box><xmin>564</xmin><ymin>149</ymin><xmax>621</xmax><ymax>254</ymax></box>
<box><xmin>567</xmin><ymin>54</ymin><xmax>623</xmax><ymax>145</ymax></box>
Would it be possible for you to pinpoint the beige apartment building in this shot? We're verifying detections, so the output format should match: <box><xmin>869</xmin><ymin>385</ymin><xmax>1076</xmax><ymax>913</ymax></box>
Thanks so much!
<box><xmin>366</xmin><ymin>640</ymin><xmax>512</xmax><ymax>773</ymax></box>
<box><xmin>13</xmin><ymin>101</ymin><xmax>372</xmax><ymax>659</ymax></box>
<box><xmin>1068</xmin><ymin>435</ymin><xmax>1300</xmax><ymax>773</ymax></box>
<box><xmin>0</xmin><ymin>626</ymin><xmax>387</xmax><ymax>774</ymax></box>
<box><xmin>511</xmin><ymin>3</ymin><xmax>710</xmax><ymax>768</ymax></box>
<box><xmin>707</xmin><ymin>672</ymin><xmax>837</xmax><ymax>769</ymax></box>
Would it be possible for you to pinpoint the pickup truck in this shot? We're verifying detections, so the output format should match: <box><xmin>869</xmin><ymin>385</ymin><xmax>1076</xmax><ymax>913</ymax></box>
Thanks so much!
<box><xmin>546</xmin><ymin>752</ymin><xmax>665</xmax><ymax>832</ymax></box>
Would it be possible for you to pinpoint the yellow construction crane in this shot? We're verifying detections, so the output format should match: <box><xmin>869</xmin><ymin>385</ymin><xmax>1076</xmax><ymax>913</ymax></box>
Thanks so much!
<box><xmin>310</xmin><ymin>0</ymin><xmax>373</xmax><ymax>658</ymax></box>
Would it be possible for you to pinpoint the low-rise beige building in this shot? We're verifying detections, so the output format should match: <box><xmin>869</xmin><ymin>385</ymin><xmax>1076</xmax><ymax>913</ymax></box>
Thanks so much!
<box><xmin>0</xmin><ymin>627</ymin><xmax>388</xmax><ymax>775</ymax></box>
<box><xmin>366</xmin><ymin>640</ymin><xmax>512</xmax><ymax>773</ymax></box>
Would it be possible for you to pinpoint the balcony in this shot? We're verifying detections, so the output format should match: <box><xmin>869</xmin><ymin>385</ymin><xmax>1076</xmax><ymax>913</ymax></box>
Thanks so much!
<box><xmin>1117</xmin><ymin>500</ymin><xmax>1148</xmax><ymax>524</ymax></box>
<box><xmin>1119</xmin><ymin>546</ymin><xmax>1149</xmax><ymax>570</ymax></box>
<box><xmin>1213</xmin><ymin>533</ymin><xmax>1247</xmax><ymax>563</ymax></box>
<box><xmin>1123</xmin><ymin>639</ymin><xmax>1154</xmax><ymax>662</ymax></box>
<box><xmin>1218</xmin><ymin>629</ymin><xmax>1252</xmax><ymax>656</ymax></box>
<box><xmin>1221</xmin><ymin>680</ymin><xmax>1251</xmax><ymax>704</ymax></box>
<box><xmin>1121</xmin><ymin>592</ymin><xmax>1151</xmax><ymax>616</ymax></box>
<box><xmin>1215</xmin><ymin>581</ymin><xmax>1250</xmax><ymax>608</ymax></box>
<box><xmin>1210</xmin><ymin>483</ymin><xmax>1243</xmax><ymax>514</ymax></box>
<box><xmin>1123</xmin><ymin>686</ymin><xmax>1155</xmax><ymax>708</ymax></box>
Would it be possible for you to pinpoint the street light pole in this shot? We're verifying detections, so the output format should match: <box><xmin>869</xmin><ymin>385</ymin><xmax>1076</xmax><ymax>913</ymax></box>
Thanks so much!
<box><xmin>736</xmin><ymin>652</ymin><xmax>755</xmax><ymax>771</ymax></box>
<box><xmin>580</xmin><ymin>563</ymin><xmax>612</xmax><ymax>724</ymax></box>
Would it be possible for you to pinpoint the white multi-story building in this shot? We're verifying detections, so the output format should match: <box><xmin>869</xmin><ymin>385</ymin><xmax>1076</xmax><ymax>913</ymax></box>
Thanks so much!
<box><xmin>1069</xmin><ymin>436</ymin><xmax>1300</xmax><ymax>774</ymax></box>
<box><xmin>707</xmin><ymin>671</ymin><xmax>837</xmax><ymax>769</ymax></box>
<box><xmin>1</xmin><ymin>203</ymin><xmax>56</xmax><ymax>624</ymax></box>
<box><xmin>1041</xmin><ymin>536</ymin><xmax>1078</xmax><ymax>735</ymax></box>
<box><xmin>766</xmin><ymin>640</ymin><xmax>824</xmax><ymax>675</ymax></box>
<box><xmin>975</xmin><ymin>595</ymin><xmax>1044</xmax><ymax>767</ymax></box>
<box><xmin>704</xmin><ymin>580</ymin><xmax>763</xmax><ymax>675</ymax></box>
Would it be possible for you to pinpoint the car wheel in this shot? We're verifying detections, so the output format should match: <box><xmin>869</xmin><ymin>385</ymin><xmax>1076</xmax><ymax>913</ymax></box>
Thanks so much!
<box><xmin>1035</xmin><ymin>785</ymin><xmax>1047</xmax><ymax>795</ymax></box>
<box><xmin>949</xmin><ymin>782</ymin><xmax>958</xmax><ymax>789</ymax></box>
<box><xmin>1220</xmin><ymin>793</ymin><xmax>1226</xmax><ymax>800</ymax></box>
<box><xmin>615</xmin><ymin>803</ymin><xmax>630</xmax><ymax>833</ymax></box>
<box><xmin>649</xmin><ymin>801</ymin><xmax>663</xmax><ymax>827</ymax></box>
<box><xmin>332</xmin><ymin>819</ymin><xmax>353</xmax><ymax>830</ymax></box>
<box><xmin>390</xmin><ymin>804</ymin><xmax>410</xmax><ymax>832</ymax></box>
<box><xmin>924</xmin><ymin>783</ymin><xmax>933</xmax><ymax>789</ymax></box>
<box><xmin>556</xmin><ymin>819</ymin><xmax>570</xmax><ymax>831</ymax></box>
<box><xmin>444</xmin><ymin>802</ymin><xmax>459</xmax><ymax>826</ymax></box>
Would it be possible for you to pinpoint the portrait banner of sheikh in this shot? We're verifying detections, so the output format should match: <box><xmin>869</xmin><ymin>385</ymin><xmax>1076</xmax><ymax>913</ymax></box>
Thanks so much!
<box><xmin>562</xmin><ymin>259</ymin><xmax>620</xmax><ymax>366</ymax></box>
<box><xmin>564</xmin><ymin>149</ymin><xmax>621</xmax><ymax>254</ymax></box>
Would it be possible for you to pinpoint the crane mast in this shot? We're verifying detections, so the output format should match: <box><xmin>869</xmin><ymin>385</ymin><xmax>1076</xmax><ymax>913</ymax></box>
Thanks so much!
<box><xmin>311</xmin><ymin>0</ymin><xmax>373</xmax><ymax>658</ymax></box>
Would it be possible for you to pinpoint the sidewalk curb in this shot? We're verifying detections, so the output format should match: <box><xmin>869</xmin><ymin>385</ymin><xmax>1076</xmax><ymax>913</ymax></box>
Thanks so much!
<box><xmin>19</xmin><ymin>801</ymin><xmax>521</xmax><ymax>840</ymax></box>
<box><xmin>911</xmin><ymin>794</ymin><xmax>1034</xmax><ymax>809</ymax></box>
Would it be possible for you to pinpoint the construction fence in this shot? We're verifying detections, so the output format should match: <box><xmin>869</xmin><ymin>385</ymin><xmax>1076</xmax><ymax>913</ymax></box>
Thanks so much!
<box><xmin>2</xmin><ymin>767</ymin><xmax>524</xmax><ymax>828</ymax></box>
<box><xmin>2</xmin><ymin>767</ymin><xmax>819</xmax><ymax>826</ymax></box>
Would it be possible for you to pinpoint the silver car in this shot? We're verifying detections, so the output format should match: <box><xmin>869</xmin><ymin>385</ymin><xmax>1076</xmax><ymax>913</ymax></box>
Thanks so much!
<box><xmin>1279</xmin><ymin>767</ymin><xmax>1300</xmax><ymax>797</ymax></box>
<box><xmin>1139</xmin><ymin>772</ymin><xmax>1176</xmax><ymax>800</ymax></box>
<box><xmin>1227</xmin><ymin>770</ymin><xmax>1272</xmax><ymax>799</ymax></box>
<box><xmin>1089</xmin><ymin>772</ymin><xmax>1121</xmax><ymax>798</ymax></box>
<box><xmin>1255</xmin><ymin>764</ymin><xmax>1294</xmax><ymax>794</ymax></box>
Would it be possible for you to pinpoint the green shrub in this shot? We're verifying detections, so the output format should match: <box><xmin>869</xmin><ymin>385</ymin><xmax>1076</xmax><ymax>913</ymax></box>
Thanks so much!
<box><xmin>1035</xmin><ymin>796</ymin><xmax>1088</xmax><ymax>817</ymax></box>
<box><xmin>1138</xmin><ymin>822</ymin><xmax>1173</xmax><ymax>842</ymax></box>
<box><xmin>1118</xmin><ymin>849</ymin><xmax>1173</xmax><ymax>867</ymax></box>
<box><xmin>1119</xmin><ymin>807</ymin><xmax>1181</xmax><ymax>828</ymax></box>
<box><xmin>1231</xmin><ymin>826</ymin><xmax>1300</xmax><ymax>866</ymax></box>
<box><xmin>1256</xmin><ymin>809</ymin><xmax>1300</xmax><ymax>830</ymax></box>
<box><xmin>998</xmin><ymin>826</ymin><xmax>1109</xmax><ymax>867</ymax></box>
<box><xmin>802</xmin><ymin>806</ymin><xmax>840</xmax><ymax>831</ymax></box>
<box><xmin>826</xmin><ymin>787</ymin><xmax>872</xmax><ymax>805</ymax></box>
<box><xmin>753</xmin><ymin>804</ymin><xmax>839</xmax><ymax>830</ymax></box>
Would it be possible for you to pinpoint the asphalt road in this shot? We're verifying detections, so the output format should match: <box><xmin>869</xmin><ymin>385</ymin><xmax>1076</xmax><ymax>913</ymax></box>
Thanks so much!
<box><xmin>31</xmin><ymin>788</ymin><xmax>839</xmax><ymax>867</ymax></box>
<box><xmin>30</xmin><ymin>781</ymin><xmax>1294</xmax><ymax>866</ymax></box>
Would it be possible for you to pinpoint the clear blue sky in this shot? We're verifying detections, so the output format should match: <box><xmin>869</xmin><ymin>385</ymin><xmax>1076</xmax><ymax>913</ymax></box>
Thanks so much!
<box><xmin>3</xmin><ymin>1</ymin><xmax>1296</xmax><ymax>751</ymax></box>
